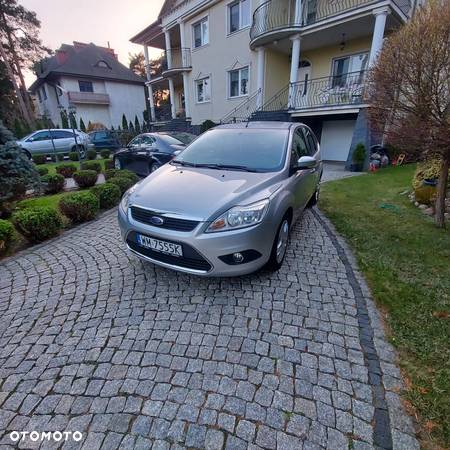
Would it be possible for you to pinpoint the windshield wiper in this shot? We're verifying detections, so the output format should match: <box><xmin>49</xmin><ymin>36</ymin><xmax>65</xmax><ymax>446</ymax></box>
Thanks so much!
<box><xmin>194</xmin><ymin>163</ymin><xmax>261</xmax><ymax>172</ymax></box>
<box><xmin>170</xmin><ymin>160</ymin><xmax>198</xmax><ymax>167</ymax></box>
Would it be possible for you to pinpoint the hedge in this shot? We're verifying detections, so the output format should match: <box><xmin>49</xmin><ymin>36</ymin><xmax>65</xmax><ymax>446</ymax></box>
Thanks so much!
<box><xmin>86</xmin><ymin>149</ymin><xmax>97</xmax><ymax>160</ymax></box>
<box><xmin>108</xmin><ymin>176</ymin><xmax>135</xmax><ymax>194</ymax></box>
<box><xmin>37</xmin><ymin>166</ymin><xmax>49</xmax><ymax>176</ymax></box>
<box><xmin>81</xmin><ymin>160</ymin><xmax>102</xmax><ymax>173</ymax></box>
<box><xmin>13</xmin><ymin>206</ymin><xmax>63</xmax><ymax>242</ymax></box>
<box><xmin>91</xmin><ymin>183</ymin><xmax>122</xmax><ymax>209</ymax></box>
<box><xmin>32</xmin><ymin>154</ymin><xmax>47</xmax><ymax>165</ymax></box>
<box><xmin>41</xmin><ymin>173</ymin><xmax>65</xmax><ymax>194</ymax></box>
<box><xmin>56</xmin><ymin>163</ymin><xmax>77</xmax><ymax>178</ymax></box>
<box><xmin>100</xmin><ymin>149</ymin><xmax>111</xmax><ymax>159</ymax></box>
<box><xmin>73</xmin><ymin>170</ymin><xmax>98</xmax><ymax>188</ymax></box>
<box><xmin>59</xmin><ymin>191</ymin><xmax>99</xmax><ymax>223</ymax></box>
<box><xmin>69</xmin><ymin>152</ymin><xmax>79</xmax><ymax>161</ymax></box>
<box><xmin>0</xmin><ymin>219</ymin><xmax>15</xmax><ymax>255</ymax></box>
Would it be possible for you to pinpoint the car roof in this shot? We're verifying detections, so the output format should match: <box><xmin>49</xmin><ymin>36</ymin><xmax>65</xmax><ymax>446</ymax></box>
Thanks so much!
<box><xmin>33</xmin><ymin>129</ymin><xmax>81</xmax><ymax>132</ymax></box>
<box><xmin>214</xmin><ymin>121</ymin><xmax>296</xmax><ymax>130</ymax></box>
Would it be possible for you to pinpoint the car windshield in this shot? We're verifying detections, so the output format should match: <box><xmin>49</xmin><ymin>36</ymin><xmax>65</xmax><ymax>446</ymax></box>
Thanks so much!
<box><xmin>164</xmin><ymin>132</ymin><xmax>196</xmax><ymax>145</ymax></box>
<box><xmin>173</xmin><ymin>128</ymin><xmax>288</xmax><ymax>172</ymax></box>
<box><xmin>159</xmin><ymin>135</ymin><xmax>183</xmax><ymax>146</ymax></box>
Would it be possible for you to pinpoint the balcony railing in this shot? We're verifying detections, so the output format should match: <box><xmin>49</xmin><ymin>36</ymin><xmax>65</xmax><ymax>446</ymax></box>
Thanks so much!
<box><xmin>162</xmin><ymin>48</ymin><xmax>192</xmax><ymax>73</ymax></box>
<box><xmin>250</xmin><ymin>0</ymin><xmax>411</xmax><ymax>43</ymax></box>
<box><xmin>67</xmin><ymin>91</ymin><xmax>110</xmax><ymax>105</ymax></box>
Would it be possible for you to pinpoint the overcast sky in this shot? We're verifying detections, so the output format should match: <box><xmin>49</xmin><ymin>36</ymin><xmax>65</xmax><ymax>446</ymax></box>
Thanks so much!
<box><xmin>21</xmin><ymin>0</ymin><xmax>165</xmax><ymax>86</ymax></box>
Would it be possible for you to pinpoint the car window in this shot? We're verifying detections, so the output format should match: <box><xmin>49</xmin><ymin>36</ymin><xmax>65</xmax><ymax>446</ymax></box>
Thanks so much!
<box><xmin>291</xmin><ymin>128</ymin><xmax>309</xmax><ymax>167</ymax></box>
<box><xmin>141</xmin><ymin>135</ymin><xmax>155</xmax><ymax>145</ymax></box>
<box><xmin>158</xmin><ymin>135</ymin><xmax>183</xmax><ymax>146</ymax></box>
<box><xmin>52</xmin><ymin>130</ymin><xmax>74</xmax><ymax>139</ymax></box>
<box><xmin>30</xmin><ymin>131</ymin><xmax>51</xmax><ymax>142</ymax></box>
<box><xmin>129</xmin><ymin>136</ymin><xmax>142</xmax><ymax>147</ymax></box>
<box><xmin>303</xmin><ymin>129</ymin><xmax>318</xmax><ymax>155</ymax></box>
<box><xmin>96</xmin><ymin>131</ymin><xmax>108</xmax><ymax>139</ymax></box>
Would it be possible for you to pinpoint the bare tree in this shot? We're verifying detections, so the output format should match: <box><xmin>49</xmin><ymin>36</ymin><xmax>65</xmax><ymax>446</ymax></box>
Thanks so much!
<box><xmin>369</xmin><ymin>0</ymin><xmax>450</xmax><ymax>228</ymax></box>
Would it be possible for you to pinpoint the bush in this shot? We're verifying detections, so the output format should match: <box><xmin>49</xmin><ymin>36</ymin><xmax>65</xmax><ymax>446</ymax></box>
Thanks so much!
<box><xmin>59</xmin><ymin>191</ymin><xmax>99</xmax><ymax>222</ymax></box>
<box><xmin>41</xmin><ymin>173</ymin><xmax>65</xmax><ymax>194</ymax></box>
<box><xmin>80</xmin><ymin>160</ymin><xmax>102</xmax><ymax>173</ymax></box>
<box><xmin>0</xmin><ymin>219</ymin><xmax>15</xmax><ymax>255</ymax></box>
<box><xmin>73</xmin><ymin>170</ymin><xmax>98</xmax><ymax>188</ymax></box>
<box><xmin>104</xmin><ymin>169</ymin><xmax>119</xmax><ymax>180</ymax></box>
<box><xmin>412</xmin><ymin>159</ymin><xmax>449</xmax><ymax>190</ymax></box>
<box><xmin>91</xmin><ymin>183</ymin><xmax>121</xmax><ymax>209</ymax></box>
<box><xmin>37</xmin><ymin>166</ymin><xmax>48</xmax><ymax>176</ymax></box>
<box><xmin>100</xmin><ymin>149</ymin><xmax>111</xmax><ymax>159</ymax></box>
<box><xmin>104</xmin><ymin>159</ymin><xmax>114</xmax><ymax>170</ymax></box>
<box><xmin>86</xmin><ymin>149</ymin><xmax>97</xmax><ymax>160</ymax></box>
<box><xmin>13</xmin><ymin>206</ymin><xmax>63</xmax><ymax>242</ymax></box>
<box><xmin>117</xmin><ymin>169</ymin><xmax>139</xmax><ymax>183</ymax></box>
<box><xmin>200</xmin><ymin>119</ymin><xmax>217</xmax><ymax>133</ymax></box>
<box><xmin>32</xmin><ymin>154</ymin><xmax>47</xmax><ymax>165</ymax></box>
<box><xmin>108</xmin><ymin>176</ymin><xmax>135</xmax><ymax>194</ymax></box>
<box><xmin>69</xmin><ymin>151</ymin><xmax>79</xmax><ymax>161</ymax></box>
<box><xmin>352</xmin><ymin>143</ymin><xmax>366</xmax><ymax>164</ymax></box>
<box><xmin>56</xmin><ymin>163</ymin><xmax>77</xmax><ymax>178</ymax></box>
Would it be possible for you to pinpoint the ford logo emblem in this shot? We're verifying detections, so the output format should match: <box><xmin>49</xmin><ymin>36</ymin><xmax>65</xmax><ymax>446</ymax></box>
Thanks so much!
<box><xmin>150</xmin><ymin>216</ymin><xmax>164</xmax><ymax>226</ymax></box>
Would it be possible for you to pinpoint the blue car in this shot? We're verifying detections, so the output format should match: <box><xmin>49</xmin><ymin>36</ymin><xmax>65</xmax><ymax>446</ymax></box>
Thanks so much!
<box><xmin>89</xmin><ymin>130</ymin><xmax>121</xmax><ymax>150</ymax></box>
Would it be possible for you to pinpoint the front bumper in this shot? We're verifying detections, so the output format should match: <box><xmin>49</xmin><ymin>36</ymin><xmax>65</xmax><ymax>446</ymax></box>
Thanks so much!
<box><xmin>118</xmin><ymin>205</ymin><xmax>277</xmax><ymax>277</ymax></box>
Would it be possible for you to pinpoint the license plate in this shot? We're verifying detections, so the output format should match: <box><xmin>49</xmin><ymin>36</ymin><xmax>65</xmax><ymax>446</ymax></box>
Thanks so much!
<box><xmin>136</xmin><ymin>234</ymin><xmax>183</xmax><ymax>257</ymax></box>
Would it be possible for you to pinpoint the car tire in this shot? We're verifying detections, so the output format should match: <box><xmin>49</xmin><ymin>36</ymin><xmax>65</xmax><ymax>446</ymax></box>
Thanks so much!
<box><xmin>307</xmin><ymin>184</ymin><xmax>320</xmax><ymax>208</ymax></box>
<box><xmin>150</xmin><ymin>162</ymin><xmax>161</xmax><ymax>173</ymax></box>
<box><xmin>266</xmin><ymin>215</ymin><xmax>291</xmax><ymax>272</ymax></box>
<box><xmin>114</xmin><ymin>157</ymin><xmax>122</xmax><ymax>170</ymax></box>
<box><xmin>22</xmin><ymin>149</ymin><xmax>31</xmax><ymax>160</ymax></box>
<box><xmin>72</xmin><ymin>145</ymin><xmax>86</xmax><ymax>159</ymax></box>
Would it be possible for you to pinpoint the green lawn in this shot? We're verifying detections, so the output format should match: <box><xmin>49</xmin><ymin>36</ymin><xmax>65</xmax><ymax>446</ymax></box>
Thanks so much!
<box><xmin>320</xmin><ymin>164</ymin><xmax>449</xmax><ymax>448</ymax></box>
<box><xmin>36</xmin><ymin>158</ymin><xmax>110</xmax><ymax>174</ymax></box>
<box><xmin>16</xmin><ymin>192</ymin><xmax>72</xmax><ymax>211</ymax></box>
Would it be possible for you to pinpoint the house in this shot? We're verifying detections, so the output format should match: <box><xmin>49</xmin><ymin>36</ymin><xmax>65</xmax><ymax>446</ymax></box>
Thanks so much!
<box><xmin>131</xmin><ymin>0</ymin><xmax>413</xmax><ymax>165</ymax></box>
<box><xmin>30</xmin><ymin>42</ymin><xmax>146</xmax><ymax>130</ymax></box>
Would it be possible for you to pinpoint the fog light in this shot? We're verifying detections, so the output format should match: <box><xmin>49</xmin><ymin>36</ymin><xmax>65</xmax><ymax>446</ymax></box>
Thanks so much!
<box><xmin>233</xmin><ymin>252</ymin><xmax>244</xmax><ymax>263</ymax></box>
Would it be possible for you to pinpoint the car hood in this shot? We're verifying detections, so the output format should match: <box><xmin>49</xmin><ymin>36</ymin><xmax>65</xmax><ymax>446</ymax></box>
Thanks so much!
<box><xmin>130</xmin><ymin>164</ymin><xmax>282</xmax><ymax>221</ymax></box>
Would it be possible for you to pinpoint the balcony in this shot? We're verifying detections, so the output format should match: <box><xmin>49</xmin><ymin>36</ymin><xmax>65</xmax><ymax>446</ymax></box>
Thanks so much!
<box><xmin>250</xmin><ymin>0</ymin><xmax>411</xmax><ymax>47</ymax></box>
<box><xmin>67</xmin><ymin>91</ymin><xmax>110</xmax><ymax>105</ymax></box>
<box><xmin>162</xmin><ymin>48</ymin><xmax>192</xmax><ymax>77</ymax></box>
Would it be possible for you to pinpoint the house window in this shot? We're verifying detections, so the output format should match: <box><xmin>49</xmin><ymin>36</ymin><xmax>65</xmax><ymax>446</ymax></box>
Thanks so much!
<box><xmin>196</xmin><ymin>77</ymin><xmax>211</xmax><ymax>103</ymax></box>
<box><xmin>332</xmin><ymin>52</ymin><xmax>368</xmax><ymax>87</ymax></box>
<box><xmin>78</xmin><ymin>80</ymin><xmax>94</xmax><ymax>92</ymax></box>
<box><xmin>228</xmin><ymin>0</ymin><xmax>250</xmax><ymax>34</ymax></box>
<box><xmin>229</xmin><ymin>66</ymin><xmax>249</xmax><ymax>98</ymax></box>
<box><xmin>193</xmin><ymin>18</ymin><xmax>209</xmax><ymax>48</ymax></box>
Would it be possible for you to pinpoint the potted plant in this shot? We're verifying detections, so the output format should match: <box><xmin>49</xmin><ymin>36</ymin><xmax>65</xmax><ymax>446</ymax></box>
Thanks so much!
<box><xmin>351</xmin><ymin>143</ymin><xmax>366</xmax><ymax>172</ymax></box>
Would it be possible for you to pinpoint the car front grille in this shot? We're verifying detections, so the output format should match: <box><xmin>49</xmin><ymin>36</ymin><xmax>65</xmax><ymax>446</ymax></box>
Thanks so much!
<box><xmin>130</xmin><ymin>206</ymin><xmax>199</xmax><ymax>232</ymax></box>
<box><xmin>126</xmin><ymin>231</ymin><xmax>212</xmax><ymax>272</ymax></box>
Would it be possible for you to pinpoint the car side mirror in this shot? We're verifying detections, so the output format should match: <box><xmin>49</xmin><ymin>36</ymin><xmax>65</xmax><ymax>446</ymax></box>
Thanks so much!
<box><xmin>173</xmin><ymin>150</ymin><xmax>182</xmax><ymax>156</ymax></box>
<box><xmin>297</xmin><ymin>156</ymin><xmax>317</xmax><ymax>170</ymax></box>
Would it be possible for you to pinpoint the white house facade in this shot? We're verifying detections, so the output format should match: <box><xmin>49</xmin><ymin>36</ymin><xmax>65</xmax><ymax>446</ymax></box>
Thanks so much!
<box><xmin>131</xmin><ymin>0</ymin><xmax>413</xmax><ymax>165</ymax></box>
<box><xmin>30</xmin><ymin>42</ymin><xmax>146</xmax><ymax>130</ymax></box>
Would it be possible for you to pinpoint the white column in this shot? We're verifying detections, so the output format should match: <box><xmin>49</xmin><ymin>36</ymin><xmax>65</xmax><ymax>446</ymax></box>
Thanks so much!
<box><xmin>369</xmin><ymin>8</ymin><xmax>389</xmax><ymax>67</ymax></box>
<box><xmin>182</xmin><ymin>73</ymin><xmax>191</xmax><ymax>118</ymax></box>
<box><xmin>168</xmin><ymin>78</ymin><xmax>176</xmax><ymax>119</ymax></box>
<box><xmin>164</xmin><ymin>29</ymin><xmax>172</xmax><ymax>69</ymax></box>
<box><xmin>178</xmin><ymin>20</ymin><xmax>191</xmax><ymax>118</ymax></box>
<box><xmin>256</xmin><ymin>47</ymin><xmax>265</xmax><ymax>109</ymax></box>
<box><xmin>143</xmin><ymin>45</ymin><xmax>155</xmax><ymax>122</ymax></box>
<box><xmin>288</xmin><ymin>34</ymin><xmax>301</xmax><ymax>108</ymax></box>
<box><xmin>294</xmin><ymin>0</ymin><xmax>302</xmax><ymax>24</ymax></box>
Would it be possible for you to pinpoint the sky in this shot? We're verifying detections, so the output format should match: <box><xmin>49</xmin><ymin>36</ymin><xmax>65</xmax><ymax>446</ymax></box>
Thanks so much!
<box><xmin>21</xmin><ymin>0</ymin><xmax>165</xmax><ymax>87</ymax></box>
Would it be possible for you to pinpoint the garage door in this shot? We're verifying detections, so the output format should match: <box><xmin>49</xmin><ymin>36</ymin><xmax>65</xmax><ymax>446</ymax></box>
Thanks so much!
<box><xmin>320</xmin><ymin>120</ymin><xmax>356</xmax><ymax>161</ymax></box>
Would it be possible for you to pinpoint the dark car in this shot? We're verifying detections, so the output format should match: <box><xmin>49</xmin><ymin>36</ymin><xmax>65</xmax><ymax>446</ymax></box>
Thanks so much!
<box><xmin>113</xmin><ymin>133</ymin><xmax>187</xmax><ymax>176</ymax></box>
<box><xmin>89</xmin><ymin>130</ymin><xmax>121</xmax><ymax>150</ymax></box>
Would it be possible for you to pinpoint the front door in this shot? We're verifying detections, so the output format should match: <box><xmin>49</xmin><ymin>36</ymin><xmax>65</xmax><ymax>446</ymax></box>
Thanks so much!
<box><xmin>294</xmin><ymin>61</ymin><xmax>312</xmax><ymax>108</ymax></box>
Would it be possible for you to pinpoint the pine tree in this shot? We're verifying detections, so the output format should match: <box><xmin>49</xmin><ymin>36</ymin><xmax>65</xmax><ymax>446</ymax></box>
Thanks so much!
<box><xmin>13</xmin><ymin>118</ymin><xmax>24</xmax><ymax>138</ymax></box>
<box><xmin>129</xmin><ymin>121</ymin><xmax>134</xmax><ymax>133</ymax></box>
<box><xmin>134</xmin><ymin>115</ymin><xmax>141</xmax><ymax>134</ymax></box>
<box><xmin>60</xmin><ymin>109</ymin><xmax>69</xmax><ymax>128</ymax></box>
<box><xmin>69</xmin><ymin>112</ymin><xmax>77</xmax><ymax>130</ymax></box>
<box><xmin>122</xmin><ymin>114</ymin><xmax>128</xmax><ymax>130</ymax></box>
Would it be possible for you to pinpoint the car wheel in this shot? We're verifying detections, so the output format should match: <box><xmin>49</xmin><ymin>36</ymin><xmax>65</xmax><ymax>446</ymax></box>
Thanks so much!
<box><xmin>22</xmin><ymin>149</ymin><xmax>31</xmax><ymax>160</ymax></box>
<box><xmin>114</xmin><ymin>157</ymin><xmax>122</xmax><ymax>170</ymax></box>
<box><xmin>72</xmin><ymin>145</ymin><xmax>86</xmax><ymax>159</ymax></box>
<box><xmin>307</xmin><ymin>184</ymin><xmax>320</xmax><ymax>208</ymax></box>
<box><xmin>266</xmin><ymin>215</ymin><xmax>291</xmax><ymax>271</ymax></box>
<box><xmin>150</xmin><ymin>162</ymin><xmax>161</xmax><ymax>173</ymax></box>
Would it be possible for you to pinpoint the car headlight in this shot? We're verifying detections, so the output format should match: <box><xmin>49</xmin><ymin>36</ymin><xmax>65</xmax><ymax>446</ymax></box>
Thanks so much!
<box><xmin>206</xmin><ymin>199</ymin><xmax>269</xmax><ymax>233</ymax></box>
<box><xmin>120</xmin><ymin>182</ymin><xmax>141</xmax><ymax>213</ymax></box>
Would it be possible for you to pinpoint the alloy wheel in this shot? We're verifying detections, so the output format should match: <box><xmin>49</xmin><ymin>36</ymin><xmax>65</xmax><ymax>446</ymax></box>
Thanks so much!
<box><xmin>276</xmin><ymin>219</ymin><xmax>289</xmax><ymax>264</ymax></box>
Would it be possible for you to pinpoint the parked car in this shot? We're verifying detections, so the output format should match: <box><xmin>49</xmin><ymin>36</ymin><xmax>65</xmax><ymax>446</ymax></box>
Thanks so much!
<box><xmin>17</xmin><ymin>129</ymin><xmax>94</xmax><ymax>159</ymax></box>
<box><xmin>118</xmin><ymin>122</ymin><xmax>322</xmax><ymax>277</ymax></box>
<box><xmin>89</xmin><ymin>130</ymin><xmax>121</xmax><ymax>150</ymax></box>
<box><xmin>113</xmin><ymin>133</ymin><xmax>186</xmax><ymax>176</ymax></box>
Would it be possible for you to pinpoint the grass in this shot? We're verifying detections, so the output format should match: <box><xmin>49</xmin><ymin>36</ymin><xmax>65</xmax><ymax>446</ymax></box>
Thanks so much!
<box><xmin>319</xmin><ymin>164</ymin><xmax>449</xmax><ymax>448</ymax></box>
<box><xmin>36</xmin><ymin>158</ymin><xmax>111</xmax><ymax>174</ymax></box>
<box><xmin>16</xmin><ymin>192</ymin><xmax>72</xmax><ymax>211</ymax></box>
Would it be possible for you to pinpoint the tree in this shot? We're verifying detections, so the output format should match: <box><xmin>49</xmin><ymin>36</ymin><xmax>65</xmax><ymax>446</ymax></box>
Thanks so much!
<box><xmin>122</xmin><ymin>114</ymin><xmax>128</xmax><ymax>130</ymax></box>
<box><xmin>0</xmin><ymin>59</ymin><xmax>20</xmax><ymax>128</ymax></box>
<box><xmin>134</xmin><ymin>115</ymin><xmax>141</xmax><ymax>134</ymax></box>
<box><xmin>129</xmin><ymin>120</ymin><xmax>134</xmax><ymax>133</ymax></box>
<box><xmin>79</xmin><ymin>117</ymin><xmax>86</xmax><ymax>132</ymax></box>
<box><xmin>369</xmin><ymin>0</ymin><xmax>450</xmax><ymax>228</ymax></box>
<box><xmin>0</xmin><ymin>120</ymin><xmax>39</xmax><ymax>217</ymax></box>
<box><xmin>129</xmin><ymin>52</ymin><xmax>146</xmax><ymax>78</ymax></box>
<box><xmin>0</xmin><ymin>0</ymin><xmax>51</xmax><ymax>127</ymax></box>
<box><xmin>60</xmin><ymin>109</ymin><xmax>69</xmax><ymax>128</ymax></box>
<box><xmin>68</xmin><ymin>111</ymin><xmax>77</xmax><ymax>129</ymax></box>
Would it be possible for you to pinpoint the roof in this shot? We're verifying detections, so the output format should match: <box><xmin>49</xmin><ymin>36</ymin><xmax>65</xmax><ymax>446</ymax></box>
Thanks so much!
<box><xmin>30</xmin><ymin>42</ymin><xmax>145</xmax><ymax>92</ymax></box>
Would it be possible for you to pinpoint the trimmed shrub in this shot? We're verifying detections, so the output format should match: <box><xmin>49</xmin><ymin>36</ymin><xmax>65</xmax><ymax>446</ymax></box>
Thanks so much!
<box><xmin>56</xmin><ymin>153</ymin><xmax>65</xmax><ymax>162</ymax></box>
<box><xmin>104</xmin><ymin>169</ymin><xmax>118</xmax><ymax>180</ymax></box>
<box><xmin>59</xmin><ymin>191</ymin><xmax>99</xmax><ymax>222</ymax></box>
<box><xmin>69</xmin><ymin>151</ymin><xmax>79</xmax><ymax>161</ymax></box>
<box><xmin>73</xmin><ymin>170</ymin><xmax>98</xmax><ymax>188</ymax></box>
<box><xmin>91</xmin><ymin>183</ymin><xmax>121</xmax><ymax>209</ymax></box>
<box><xmin>117</xmin><ymin>169</ymin><xmax>139</xmax><ymax>183</ymax></box>
<box><xmin>37</xmin><ymin>166</ymin><xmax>49</xmax><ymax>176</ymax></box>
<box><xmin>13</xmin><ymin>206</ymin><xmax>63</xmax><ymax>242</ymax></box>
<box><xmin>81</xmin><ymin>160</ymin><xmax>102</xmax><ymax>173</ymax></box>
<box><xmin>104</xmin><ymin>159</ymin><xmax>114</xmax><ymax>170</ymax></box>
<box><xmin>86</xmin><ymin>149</ymin><xmax>97</xmax><ymax>160</ymax></box>
<box><xmin>32</xmin><ymin>154</ymin><xmax>47</xmax><ymax>165</ymax></box>
<box><xmin>108</xmin><ymin>176</ymin><xmax>135</xmax><ymax>194</ymax></box>
<box><xmin>100</xmin><ymin>149</ymin><xmax>111</xmax><ymax>159</ymax></box>
<box><xmin>56</xmin><ymin>163</ymin><xmax>77</xmax><ymax>178</ymax></box>
<box><xmin>0</xmin><ymin>219</ymin><xmax>15</xmax><ymax>255</ymax></box>
<box><xmin>41</xmin><ymin>173</ymin><xmax>65</xmax><ymax>194</ymax></box>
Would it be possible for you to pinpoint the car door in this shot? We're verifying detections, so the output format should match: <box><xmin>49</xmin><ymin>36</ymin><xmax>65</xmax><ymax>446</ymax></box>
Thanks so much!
<box><xmin>132</xmin><ymin>135</ymin><xmax>156</xmax><ymax>175</ymax></box>
<box><xmin>124</xmin><ymin>136</ymin><xmax>143</xmax><ymax>172</ymax></box>
<box><xmin>51</xmin><ymin>130</ymin><xmax>75</xmax><ymax>153</ymax></box>
<box><xmin>26</xmin><ymin>130</ymin><xmax>52</xmax><ymax>155</ymax></box>
<box><xmin>288</xmin><ymin>127</ymin><xmax>313</xmax><ymax>215</ymax></box>
<box><xmin>302</xmin><ymin>127</ymin><xmax>322</xmax><ymax>197</ymax></box>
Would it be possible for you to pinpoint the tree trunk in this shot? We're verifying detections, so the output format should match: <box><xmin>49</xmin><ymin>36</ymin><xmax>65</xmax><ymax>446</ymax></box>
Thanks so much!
<box><xmin>435</xmin><ymin>155</ymin><xmax>449</xmax><ymax>228</ymax></box>
<box><xmin>0</xmin><ymin>43</ymin><xmax>34</xmax><ymax>129</ymax></box>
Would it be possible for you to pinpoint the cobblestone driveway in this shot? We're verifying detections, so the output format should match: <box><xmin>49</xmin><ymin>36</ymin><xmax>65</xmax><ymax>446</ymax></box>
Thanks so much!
<box><xmin>0</xmin><ymin>209</ymin><xmax>418</xmax><ymax>450</ymax></box>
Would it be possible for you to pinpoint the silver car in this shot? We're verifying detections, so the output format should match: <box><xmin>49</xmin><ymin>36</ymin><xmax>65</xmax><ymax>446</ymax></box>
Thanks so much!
<box><xmin>118</xmin><ymin>122</ymin><xmax>322</xmax><ymax>277</ymax></box>
<box><xmin>17</xmin><ymin>129</ymin><xmax>94</xmax><ymax>159</ymax></box>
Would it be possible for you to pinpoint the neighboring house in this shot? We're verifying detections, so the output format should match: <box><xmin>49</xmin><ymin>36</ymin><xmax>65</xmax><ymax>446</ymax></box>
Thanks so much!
<box><xmin>30</xmin><ymin>42</ymin><xmax>146</xmax><ymax>129</ymax></box>
<box><xmin>131</xmin><ymin>0</ymin><xmax>413</xmax><ymax>165</ymax></box>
